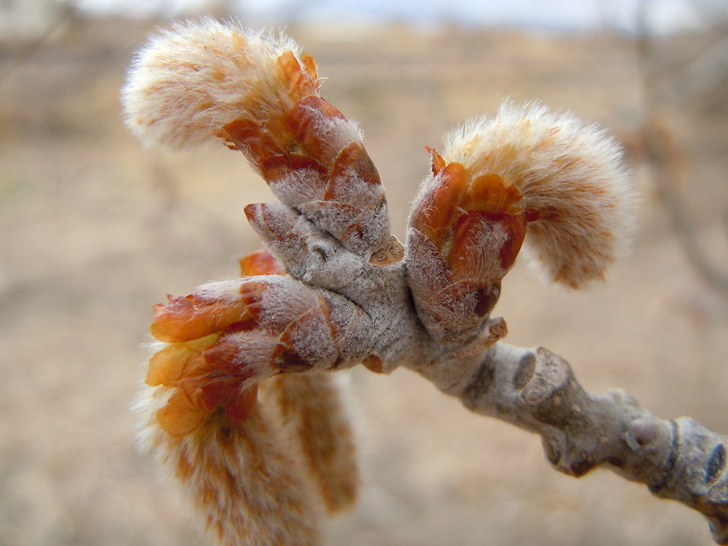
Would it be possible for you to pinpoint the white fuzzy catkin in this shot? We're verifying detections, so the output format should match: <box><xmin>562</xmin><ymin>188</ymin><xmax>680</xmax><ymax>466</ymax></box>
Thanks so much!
<box><xmin>443</xmin><ymin>102</ymin><xmax>636</xmax><ymax>288</ymax></box>
<box><xmin>121</xmin><ymin>19</ymin><xmax>308</xmax><ymax>149</ymax></box>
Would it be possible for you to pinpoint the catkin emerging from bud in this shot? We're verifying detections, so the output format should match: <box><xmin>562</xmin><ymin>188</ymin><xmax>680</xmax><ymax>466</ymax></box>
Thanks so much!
<box><xmin>442</xmin><ymin>102</ymin><xmax>636</xmax><ymax>288</ymax></box>
<box><xmin>121</xmin><ymin>19</ymin><xmax>316</xmax><ymax>149</ymax></box>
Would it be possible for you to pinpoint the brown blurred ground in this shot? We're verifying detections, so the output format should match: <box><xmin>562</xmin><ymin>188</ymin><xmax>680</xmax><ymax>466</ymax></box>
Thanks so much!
<box><xmin>1</xmin><ymin>16</ymin><xmax>727</xmax><ymax>546</ymax></box>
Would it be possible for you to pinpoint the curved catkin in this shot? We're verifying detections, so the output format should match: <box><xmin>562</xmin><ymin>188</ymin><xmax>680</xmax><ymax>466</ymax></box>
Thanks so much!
<box><xmin>135</xmin><ymin>386</ymin><xmax>322</xmax><ymax>546</ymax></box>
<box><xmin>262</xmin><ymin>374</ymin><xmax>360</xmax><ymax>514</ymax></box>
<box><xmin>442</xmin><ymin>102</ymin><xmax>636</xmax><ymax>288</ymax></box>
<box><xmin>121</xmin><ymin>19</ymin><xmax>312</xmax><ymax>149</ymax></box>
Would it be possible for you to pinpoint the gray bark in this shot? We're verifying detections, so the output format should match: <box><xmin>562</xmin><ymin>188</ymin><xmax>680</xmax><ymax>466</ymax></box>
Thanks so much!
<box><xmin>415</xmin><ymin>341</ymin><xmax>728</xmax><ymax>544</ymax></box>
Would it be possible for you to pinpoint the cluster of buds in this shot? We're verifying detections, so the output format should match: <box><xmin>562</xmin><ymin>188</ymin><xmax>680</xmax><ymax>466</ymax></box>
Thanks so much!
<box><xmin>123</xmin><ymin>19</ymin><xmax>635</xmax><ymax>546</ymax></box>
<box><xmin>144</xmin><ymin>255</ymin><xmax>375</xmax><ymax>438</ymax></box>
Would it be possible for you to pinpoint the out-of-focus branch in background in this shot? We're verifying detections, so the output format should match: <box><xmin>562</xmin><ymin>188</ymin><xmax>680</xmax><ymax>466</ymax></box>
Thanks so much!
<box><xmin>632</xmin><ymin>0</ymin><xmax>728</xmax><ymax>296</ymax></box>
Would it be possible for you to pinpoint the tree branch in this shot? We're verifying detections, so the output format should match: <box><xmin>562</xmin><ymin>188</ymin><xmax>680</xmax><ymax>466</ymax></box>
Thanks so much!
<box><xmin>125</xmin><ymin>20</ymin><xmax>728</xmax><ymax>545</ymax></box>
<box><xmin>416</xmin><ymin>341</ymin><xmax>728</xmax><ymax>544</ymax></box>
<box><xmin>635</xmin><ymin>0</ymin><xmax>728</xmax><ymax>297</ymax></box>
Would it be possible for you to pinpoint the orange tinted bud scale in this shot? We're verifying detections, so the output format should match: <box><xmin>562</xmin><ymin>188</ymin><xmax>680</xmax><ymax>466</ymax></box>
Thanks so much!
<box><xmin>462</xmin><ymin>173</ymin><xmax>522</xmax><ymax>214</ymax></box>
<box><xmin>425</xmin><ymin>146</ymin><xmax>447</xmax><ymax>175</ymax></box>
<box><xmin>239</xmin><ymin>249</ymin><xmax>285</xmax><ymax>277</ymax></box>
<box><xmin>299</xmin><ymin>53</ymin><xmax>319</xmax><ymax>82</ymax></box>
<box><xmin>145</xmin><ymin>334</ymin><xmax>219</xmax><ymax>387</ymax></box>
<box><xmin>151</xmin><ymin>337</ymin><xmax>265</xmax><ymax>435</ymax></box>
<box><xmin>156</xmin><ymin>389</ymin><xmax>212</xmax><ymax>438</ymax></box>
<box><xmin>276</xmin><ymin>50</ymin><xmax>319</xmax><ymax>99</ymax></box>
<box><xmin>150</xmin><ymin>293</ymin><xmax>251</xmax><ymax>343</ymax></box>
<box><xmin>411</xmin><ymin>162</ymin><xmax>468</xmax><ymax>250</ymax></box>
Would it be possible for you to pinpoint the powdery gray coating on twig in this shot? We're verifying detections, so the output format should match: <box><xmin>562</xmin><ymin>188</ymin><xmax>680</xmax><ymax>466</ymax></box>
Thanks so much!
<box><xmin>414</xmin><ymin>342</ymin><xmax>728</xmax><ymax>544</ymax></box>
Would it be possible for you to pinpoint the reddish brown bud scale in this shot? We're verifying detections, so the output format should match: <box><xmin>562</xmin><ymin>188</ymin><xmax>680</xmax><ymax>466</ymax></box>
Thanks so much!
<box><xmin>362</xmin><ymin>354</ymin><xmax>384</xmax><ymax>374</ymax></box>
<box><xmin>237</xmin><ymin>280</ymin><xmax>273</xmax><ymax>325</ymax></box>
<box><xmin>199</xmin><ymin>379</ymin><xmax>240</xmax><ymax>411</ymax></box>
<box><xmin>321</xmin><ymin>299</ymin><xmax>375</xmax><ymax>365</ymax></box>
<box><xmin>243</xmin><ymin>202</ymin><xmax>301</xmax><ymax>255</ymax></box>
<box><xmin>201</xmin><ymin>338</ymin><xmax>255</xmax><ymax>375</ymax></box>
<box><xmin>495</xmin><ymin>214</ymin><xmax>529</xmax><ymax>270</ymax></box>
<box><xmin>198</xmin><ymin>378</ymin><xmax>259</xmax><ymax>422</ymax></box>
<box><xmin>262</xmin><ymin>153</ymin><xmax>328</xmax><ymax>182</ymax></box>
<box><xmin>287</xmin><ymin>96</ymin><xmax>348</xmax><ymax>166</ymax></box>
<box><xmin>261</xmin><ymin>153</ymin><xmax>329</xmax><ymax>203</ymax></box>
<box><xmin>276</xmin><ymin>307</ymin><xmax>338</xmax><ymax>370</ymax></box>
<box><xmin>326</xmin><ymin>142</ymin><xmax>382</xmax><ymax>204</ymax></box>
<box><xmin>410</xmin><ymin>162</ymin><xmax>467</xmax><ymax>250</ymax></box>
<box><xmin>221</xmin><ymin>118</ymin><xmax>285</xmax><ymax>167</ymax></box>
<box><xmin>406</xmin><ymin>228</ymin><xmax>454</xmax><ymax>295</ymax></box>
<box><xmin>474</xmin><ymin>282</ymin><xmax>501</xmax><ymax>317</ymax></box>
<box><xmin>446</xmin><ymin>211</ymin><xmax>491</xmax><ymax>274</ymax></box>
<box><xmin>446</xmin><ymin>212</ymin><xmax>528</xmax><ymax>276</ymax></box>
<box><xmin>369</xmin><ymin>236</ymin><xmax>405</xmax><ymax>266</ymax></box>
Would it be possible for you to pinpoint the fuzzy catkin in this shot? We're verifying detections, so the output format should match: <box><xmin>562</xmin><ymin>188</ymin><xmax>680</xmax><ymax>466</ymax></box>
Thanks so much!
<box><xmin>135</xmin><ymin>385</ymin><xmax>323</xmax><ymax>546</ymax></box>
<box><xmin>442</xmin><ymin>102</ymin><xmax>636</xmax><ymax>288</ymax></box>
<box><xmin>263</xmin><ymin>374</ymin><xmax>360</xmax><ymax>514</ymax></box>
<box><xmin>122</xmin><ymin>19</ymin><xmax>310</xmax><ymax>149</ymax></box>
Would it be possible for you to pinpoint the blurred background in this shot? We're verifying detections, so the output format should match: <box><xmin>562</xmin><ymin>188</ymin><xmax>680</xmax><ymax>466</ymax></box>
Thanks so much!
<box><xmin>1</xmin><ymin>0</ymin><xmax>728</xmax><ymax>545</ymax></box>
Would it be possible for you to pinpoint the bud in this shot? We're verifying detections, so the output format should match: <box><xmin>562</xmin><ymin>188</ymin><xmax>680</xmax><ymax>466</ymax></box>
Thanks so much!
<box><xmin>122</xmin><ymin>18</ymin><xmax>390</xmax><ymax>257</ymax></box>
<box><xmin>407</xmin><ymin>148</ymin><xmax>532</xmax><ymax>345</ymax></box>
<box><xmin>442</xmin><ymin>102</ymin><xmax>636</xmax><ymax>288</ymax></box>
<box><xmin>407</xmin><ymin>102</ymin><xmax>635</xmax><ymax>345</ymax></box>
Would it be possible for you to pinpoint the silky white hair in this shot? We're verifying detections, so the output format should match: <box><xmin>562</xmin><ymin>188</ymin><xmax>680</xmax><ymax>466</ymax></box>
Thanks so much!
<box><xmin>121</xmin><ymin>19</ymin><xmax>308</xmax><ymax>149</ymax></box>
